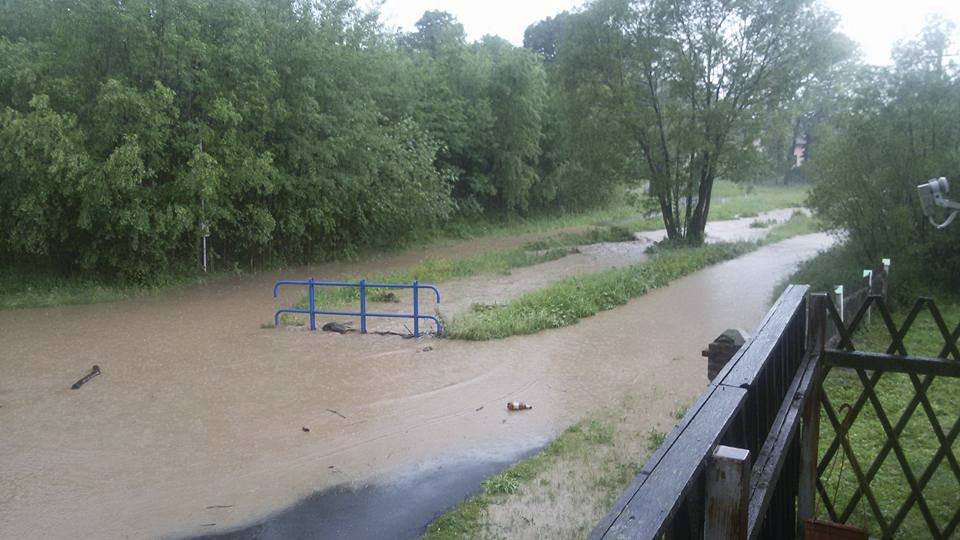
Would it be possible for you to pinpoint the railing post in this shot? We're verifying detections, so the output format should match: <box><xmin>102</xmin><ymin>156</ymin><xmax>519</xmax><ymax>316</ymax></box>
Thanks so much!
<box><xmin>413</xmin><ymin>280</ymin><xmax>420</xmax><ymax>337</ymax></box>
<box><xmin>799</xmin><ymin>293</ymin><xmax>827</xmax><ymax>529</ymax></box>
<box><xmin>359</xmin><ymin>279</ymin><xmax>367</xmax><ymax>334</ymax></box>
<box><xmin>308</xmin><ymin>278</ymin><xmax>317</xmax><ymax>331</ymax></box>
<box><xmin>704</xmin><ymin>445</ymin><xmax>751</xmax><ymax>539</ymax></box>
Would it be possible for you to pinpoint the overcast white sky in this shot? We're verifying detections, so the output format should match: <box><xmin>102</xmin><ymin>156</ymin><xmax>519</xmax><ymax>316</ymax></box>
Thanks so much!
<box><xmin>369</xmin><ymin>0</ymin><xmax>960</xmax><ymax>65</ymax></box>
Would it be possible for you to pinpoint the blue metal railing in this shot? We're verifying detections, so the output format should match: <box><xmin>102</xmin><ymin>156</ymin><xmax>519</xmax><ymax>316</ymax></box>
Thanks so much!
<box><xmin>273</xmin><ymin>279</ymin><xmax>442</xmax><ymax>337</ymax></box>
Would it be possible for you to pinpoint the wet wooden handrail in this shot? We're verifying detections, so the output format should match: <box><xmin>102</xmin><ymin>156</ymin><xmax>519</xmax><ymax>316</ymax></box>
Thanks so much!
<box><xmin>592</xmin><ymin>285</ymin><xmax>813</xmax><ymax>539</ymax></box>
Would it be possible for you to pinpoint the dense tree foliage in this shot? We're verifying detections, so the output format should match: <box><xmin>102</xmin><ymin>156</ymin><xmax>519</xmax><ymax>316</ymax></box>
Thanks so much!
<box><xmin>0</xmin><ymin>0</ymin><xmax>552</xmax><ymax>278</ymax></box>
<box><xmin>4</xmin><ymin>0</ymin><xmax>934</xmax><ymax>282</ymax></box>
<box><xmin>807</xmin><ymin>19</ymin><xmax>960</xmax><ymax>293</ymax></box>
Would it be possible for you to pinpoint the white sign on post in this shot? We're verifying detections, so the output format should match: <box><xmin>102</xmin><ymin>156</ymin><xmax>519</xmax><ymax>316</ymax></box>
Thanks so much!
<box><xmin>834</xmin><ymin>285</ymin><xmax>844</xmax><ymax>322</ymax></box>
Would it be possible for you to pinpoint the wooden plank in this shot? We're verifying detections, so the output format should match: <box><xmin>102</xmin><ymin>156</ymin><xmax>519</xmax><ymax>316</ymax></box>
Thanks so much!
<box><xmin>707</xmin><ymin>285</ymin><xmax>800</xmax><ymax>386</ymax></box>
<box><xmin>704</xmin><ymin>446</ymin><xmax>751</xmax><ymax>539</ymax></box>
<box><xmin>799</xmin><ymin>294</ymin><xmax>827</xmax><ymax>525</ymax></box>
<box><xmin>592</xmin><ymin>287</ymin><xmax>810</xmax><ymax>539</ymax></box>
<box><xmin>746</xmin><ymin>347</ymin><xmax>820</xmax><ymax>538</ymax></box>
<box><xmin>591</xmin><ymin>385</ymin><xmax>748</xmax><ymax>539</ymax></box>
<box><xmin>716</xmin><ymin>285</ymin><xmax>808</xmax><ymax>389</ymax></box>
<box><xmin>824</xmin><ymin>350</ymin><xmax>960</xmax><ymax>378</ymax></box>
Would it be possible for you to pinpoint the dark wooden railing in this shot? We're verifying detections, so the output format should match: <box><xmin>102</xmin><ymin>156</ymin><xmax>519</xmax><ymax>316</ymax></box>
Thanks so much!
<box><xmin>593</xmin><ymin>287</ymin><xmax>960</xmax><ymax>539</ymax></box>
<box><xmin>592</xmin><ymin>285</ymin><xmax>817</xmax><ymax>538</ymax></box>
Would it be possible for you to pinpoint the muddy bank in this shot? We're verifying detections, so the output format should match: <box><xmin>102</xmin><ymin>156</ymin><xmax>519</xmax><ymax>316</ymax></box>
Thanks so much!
<box><xmin>0</xmin><ymin>232</ymin><xmax>833</xmax><ymax>539</ymax></box>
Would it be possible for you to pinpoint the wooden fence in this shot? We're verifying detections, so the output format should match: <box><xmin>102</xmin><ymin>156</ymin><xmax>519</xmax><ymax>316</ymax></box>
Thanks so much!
<box><xmin>816</xmin><ymin>295</ymin><xmax>960</xmax><ymax>538</ymax></box>
<box><xmin>592</xmin><ymin>287</ymin><xmax>960</xmax><ymax>539</ymax></box>
<box><xmin>592</xmin><ymin>285</ymin><xmax>815</xmax><ymax>538</ymax></box>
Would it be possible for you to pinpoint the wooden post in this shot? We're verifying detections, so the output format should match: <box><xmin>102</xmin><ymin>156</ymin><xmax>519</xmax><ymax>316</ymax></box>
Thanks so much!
<box><xmin>881</xmin><ymin>258</ymin><xmax>891</xmax><ymax>299</ymax></box>
<box><xmin>799</xmin><ymin>293</ymin><xmax>827</xmax><ymax>528</ymax></box>
<box><xmin>863</xmin><ymin>270</ymin><xmax>873</xmax><ymax>325</ymax></box>
<box><xmin>704</xmin><ymin>445</ymin><xmax>751</xmax><ymax>539</ymax></box>
<box><xmin>702</xmin><ymin>329</ymin><xmax>749</xmax><ymax>381</ymax></box>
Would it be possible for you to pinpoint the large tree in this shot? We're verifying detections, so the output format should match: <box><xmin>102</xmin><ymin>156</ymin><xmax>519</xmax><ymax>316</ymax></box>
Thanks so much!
<box><xmin>808</xmin><ymin>18</ymin><xmax>960</xmax><ymax>293</ymax></box>
<box><xmin>565</xmin><ymin>0</ymin><xmax>848</xmax><ymax>242</ymax></box>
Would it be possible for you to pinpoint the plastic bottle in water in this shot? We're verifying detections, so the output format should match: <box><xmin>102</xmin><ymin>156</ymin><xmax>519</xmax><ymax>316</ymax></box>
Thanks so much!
<box><xmin>507</xmin><ymin>401</ymin><xmax>532</xmax><ymax>411</ymax></box>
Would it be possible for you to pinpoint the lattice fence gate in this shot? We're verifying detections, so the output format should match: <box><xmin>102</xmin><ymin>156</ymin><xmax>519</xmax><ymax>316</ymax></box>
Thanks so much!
<box><xmin>816</xmin><ymin>296</ymin><xmax>960</xmax><ymax>539</ymax></box>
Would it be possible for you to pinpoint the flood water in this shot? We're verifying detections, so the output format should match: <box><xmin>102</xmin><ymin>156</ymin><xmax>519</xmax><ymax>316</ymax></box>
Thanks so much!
<box><xmin>0</xmin><ymin>224</ymin><xmax>833</xmax><ymax>539</ymax></box>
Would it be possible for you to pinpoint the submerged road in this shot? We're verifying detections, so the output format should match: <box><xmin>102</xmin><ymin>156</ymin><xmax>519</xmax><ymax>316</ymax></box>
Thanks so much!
<box><xmin>0</xmin><ymin>229</ymin><xmax>834</xmax><ymax>539</ymax></box>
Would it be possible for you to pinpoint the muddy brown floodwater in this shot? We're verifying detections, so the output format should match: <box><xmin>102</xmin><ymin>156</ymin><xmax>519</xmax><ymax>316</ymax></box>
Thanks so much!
<box><xmin>0</xmin><ymin>225</ymin><xmax>833</xmax><ymax>539</ymax></box>
<box><xmin>309</xmin><ymin>207</ymin><xmax>805</xmax><ymax>329</ymax></box>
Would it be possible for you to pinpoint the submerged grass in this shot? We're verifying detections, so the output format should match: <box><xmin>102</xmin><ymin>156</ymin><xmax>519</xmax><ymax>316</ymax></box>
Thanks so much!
<box><xmin>294</xmin><ymin>247</ymin><xmax>574</xmax><ymax>311</ymax></box>
<box><xmin>0</xmin><ymin>267</ymin><xmax>235</xmax><ymax>310</ymax></box>
<box><xmin>523</xmin><ymin>225</ymin><xmax>636</xmax><ymax>251</ymax></box>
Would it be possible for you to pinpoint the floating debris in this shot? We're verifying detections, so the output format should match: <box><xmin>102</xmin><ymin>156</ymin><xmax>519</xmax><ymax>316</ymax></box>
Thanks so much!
<box><xmin>71</xmin><ymin>365</ymin><xmax>101</xmax><ymax>390</ymax></box>
<box><xmin>507</xmin><ymin>401</ymin><xmax>533</xmax><ymax>411</ymax></box>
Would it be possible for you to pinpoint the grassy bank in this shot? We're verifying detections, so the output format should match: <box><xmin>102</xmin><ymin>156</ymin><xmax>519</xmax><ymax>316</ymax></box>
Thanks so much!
<box><xmin>709</xmin><ymin>181</ymin><xmax>808</xmax><ymax>219</ymax></box>
<box><xmin>424</xmin><ymin>396</ymin><xmax>680</xmax><ymax>539</ymax></box>
<box><xmin>433</xmin><ymin>175</ymin><xmax>809</xmax><ymax>242</ymax></box>
<box><xmin>446</xmin><ymin>211</ymin><xmax>818</xmax><ymax>340</ymax></box>
<box><xmin>774</xmin><ymin>233</ymin><xmax>960</xmax><ymax>308</ymax></box>
<box><xmin>818</xmin><ymin>303</ymin><xmax>959</xmax><ymax>538</ymax></box>
<box><xmin>446</xmin><ymin>241</ymin><xmax>757</xmax><ymax>340</ymax></box>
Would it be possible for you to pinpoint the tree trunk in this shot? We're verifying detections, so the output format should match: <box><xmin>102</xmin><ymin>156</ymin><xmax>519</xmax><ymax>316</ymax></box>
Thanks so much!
<box><xmin>658</xmin><ymin>192</ymin><xmax>680</xmax><ymax>240</ymax></box>
<box><xmin>686</xmin><ymin>175</ymin><xmax>715</xmax><ymax>244</ymax></box>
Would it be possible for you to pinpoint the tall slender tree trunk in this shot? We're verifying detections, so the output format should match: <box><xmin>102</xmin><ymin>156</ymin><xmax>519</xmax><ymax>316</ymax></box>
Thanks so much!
<box><xmin>687</xmin><ymin>174</ymin><xmax>715</xmax><ymax>244</ymax></box>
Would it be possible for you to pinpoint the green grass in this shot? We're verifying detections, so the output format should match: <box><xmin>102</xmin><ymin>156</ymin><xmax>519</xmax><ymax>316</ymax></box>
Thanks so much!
<box><xmin>764</xmin><ymin>211</ymin><xmax>818</xmax><ymax>244</ymax></box>
<box><xmin>646</xmin><ymin>429</ymin><xmax>667</xmax><ymax>451</ymax></box>
<box><xmin>439</xmin><ymin>203</ymin><xmax>641</xmax><ymax>241</ymax></box>
<box><xmin>778</xmin><ymin>240</ymin><xmax>959</xmax><ymax>537</ymax></box>
<box><xmin>422</xmin><ymin>418</ymin><xmax>627</xmax><ymax>540</ymax></box>
<box><xmin>818</xmin><ymin>303</ymin><xmax>960</xmax><ymax>538</ymax></box>
<box><xmin>445</xmin><ymin>242</ymin><xmax>758</xmax><ymax>340</ymax></box>
<box><xmin>445</xmin><ymin>212</ymin><xmax>820</xmax><ymax>341</ymax></box>
<box><xmin>774</xmin><ymin>241</ymin><xmax>866</xmax><ymax>302</ymax></box>
<box><xmin>0</xmin><ymin>271</ymin><xmax>129</xmax><ymax>309</ymax></box>
<box><xmin>774</xmin><ymin>238</ymin><xmax>960</xmax><ymax>309</ymax></box>
<box><xmin>709</xmin><ymin>182</ymin><xmax>809</xmax><ymax>219</ymax></box>
<box><xmin>592</xmin><ymin>181</ymin><xmax>808</xmax><ymax>233</ymax></box>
